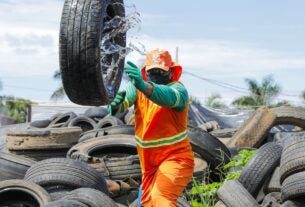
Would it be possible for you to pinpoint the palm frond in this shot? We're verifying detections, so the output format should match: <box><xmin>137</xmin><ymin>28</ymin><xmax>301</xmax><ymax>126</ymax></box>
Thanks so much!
<box><xmin>53</xmin><ymin>70</ymin><xmax>61</xmax><ymax>80</ymax></box>
<box><xmin>50</xmin><ymin>87</ymin><xmax>65</xmax><ymax>101</ymax></box>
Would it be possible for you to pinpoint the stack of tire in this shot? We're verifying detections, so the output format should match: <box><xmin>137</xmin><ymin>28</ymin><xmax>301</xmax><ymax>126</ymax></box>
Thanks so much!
<box><xmin>29</xmin><ymin>107</ymin><xmax>127</xmax><ymax>133</ymax></box>
<box><xmin>216</xmin><ymin>131</ymin><xmax>305</xmax><ymax>207</ymax></box>
<box><xmin>279</xmin><ymin>131</ymin><xmax>305</xmax><ymax>206</ymax></box>
<box><xmin>0</xmin><ymin>157</ymin><xmax>125</xmax><ymax>207</ymax></box>
<box><xmin>6</xmin><ymin>107</ymin><xmax>130</xmax><ymax>161</ymax></box>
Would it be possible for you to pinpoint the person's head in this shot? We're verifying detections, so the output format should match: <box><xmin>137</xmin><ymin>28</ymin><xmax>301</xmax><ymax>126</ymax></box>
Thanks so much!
<box><xmin>144</xmin><ymin>49</ymin><xmax>175</xmax><ymax>85</ymax></box>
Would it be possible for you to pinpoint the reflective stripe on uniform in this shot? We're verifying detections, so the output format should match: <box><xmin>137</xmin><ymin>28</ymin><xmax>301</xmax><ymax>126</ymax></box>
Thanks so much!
<box><xmin>171</xmin><ymin>87</ymin><xmax>181</xmax><ymax>108</ymax></box>
<box><xmin>135</xmin><ymin>131</ymin><xmax>188</xmax><ymax>148</ymax></box>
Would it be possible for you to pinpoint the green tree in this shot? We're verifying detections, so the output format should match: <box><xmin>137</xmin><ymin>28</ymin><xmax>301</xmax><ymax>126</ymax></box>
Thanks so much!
<box><xmin>232</xmin><ymin>75</ymin><xmax>280</xmax><ymax>108</ymax></box>
<box><xmin>0</xmin><ymin>96</ymin><xmax>32</xmax><ymax>123</ymax></box>
<box><xmin>51</xmin><ymin>70</ymin><xmax>66</xmax><ymax>100</ymax></box>
<box><xmin>189</xmin><ymin>95</ymin><xmax>201</xmax><ymax>105</ymax></box>
<box><xmin>206</xmin><ymin>93</ymin><xmax>226</xmax><ymax>109</ymax></box>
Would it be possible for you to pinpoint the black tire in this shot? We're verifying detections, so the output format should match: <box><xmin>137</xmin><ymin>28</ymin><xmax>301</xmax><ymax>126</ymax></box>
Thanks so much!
<box><xmin>114</xmin><ymin>110</ymin><xmax>129</xmax><ymax>123</ymax></box>
<box><xmin>280</xmin><ymin>132</ymin><xmax>305</xmax><ymax>183</ymax></box>
<box><xmin>48</xmin><ymin>112</ymin><xmax>77</xmax><ymax>128</ymax></box>
<box><xmin>62</xmin><ymin>188</ymin><xmax>118</xmax><ymax>207</ymax></box>
<box><xmin>49</xmin><ymin>187</ymin><xmax>70</xmax><ymax>201</ymax></box>
<box><xmin>124</xmin><ymin>109</ymin><xmax>134</xmax><ymax>124</ymax></box>
<box><xmin>274</xmin><ymin>131</ymin><xmax>305</xmax><ymax>147</ymax></box>
<box><xmin>79</xmin><ymin>125</ymin><xmax>135</xmax><ymax>142</ymax></box>
<box><xmin>265</xmin><ymin>167</ymin><xmax>281</xmax><ymax>194</ymax></box>
<box><xmin>94</xmin><ymin>155</ymin><xmax>141</xmax><ymax>181</ymax></box>
<box><xmin>281</xmin><ymin>199</ymin><xmax>305</xmax><ymax>207</ymax></box>
<box><xmin>238</xmin><ymin>142</ymin><xmax>282</xmax><ymax>197</ymax></box>
<box><xmin>68</xmin><ymin>135</ymin><xmax>137</xmax><ymax>160</ymax></box>
<box><xmin>9</xmin><ymin>148</ymin><xmax>69</xmax><ymax>162</ymax></box>
<box><xmin>84</xmin><ymin>107</ymin><xmax>109</xmax><ymax>119</ymax></box>
<box><xmin>6</xmin><ymin>128</ymin><xmax>82</xmax><ymax>161</ymax></box>
<box><xmin>261</xmin><ymin>192</ymin><xmax>281</xmax><ymax>207</ymax></box>
<box><xmin>272</xmin><ymin>106</ymin><xmax>305</xmax><ymax>129</ymax></box>
<box><xmin>0</xmin><ymin>151</ymin><xmax>36</xmax><ymax>181</ymax></box>
<box><xmin>95</xmin><ymin>116</ymin><xmax>124</xmax><ymax>129</ymax></box>
<box><xmin>24</xmin><ymin>158</ymin><xmax>109</xmax><ymax>195</ymax></box>
<box><xmin>114</xmin><ymin>190</ymin><xmax>138</xmax><ymax>206</ymax></box>
<box><xmin>68</xmin><ymin>116</ymin><xmax>97</xmax><ymax>132</ymax></box>
<box><xmin>217</xmin><ymin>180</ymin><xmax>260</xmax><ymax>207</ymax></box>
<box><xmin>0</xmin><ymin>179</ymin><xmax>51</xmax><ymax>206</ymax></box>
<box><xmin>50</xmin><ymin>112</ymin><xmax>63</xmax><ymax>121</ymax></box>
<box><xmin>176</xmin><ymin>198</ymin><xmax>192</xmax><ymax>207</ymax></box>
<box><xmin>188</xmin><ymin>127</ymin><xmax>231</xmax><ymax>179</ymax></box>
<box><xmin>30</xmin><ymin>119</ymin><xmax>52</xmax><ymax>128</ymax></box>
<box><xmin>59</xmin><ymin>0</ymin><xmax>126</xmax><ymax>106</ymax></box>
<box><xmin>68</xmin><ymin>136</ymin><xmax>140</xmax><ymax>180</ymax></box>
<box><xmin>43</xmin><ymin>200</ymin><xmax>88</xmax><ymax>207</ymax></box>
<box><xmin>281</xmin><ymin>171</ymin><xmax>305</xmax><ymax>201</ymax></box>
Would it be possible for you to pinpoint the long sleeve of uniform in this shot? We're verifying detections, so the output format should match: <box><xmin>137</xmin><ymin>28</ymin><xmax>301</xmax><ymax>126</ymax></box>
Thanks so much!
<box><xmin>116</xmin><ymin>81</ymin><xmax>137</xmax><ymax>113</ymax></box>
<box><xmin>148</xmin><ymin>82</ymin><xmax>188</xmax><ymax>111</ymax></box>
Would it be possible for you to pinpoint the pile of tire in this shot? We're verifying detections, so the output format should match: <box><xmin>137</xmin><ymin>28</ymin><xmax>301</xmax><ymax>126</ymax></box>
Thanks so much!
<box><xmin>1</xmin><ymin>103</ymin><xmax>235</xmax><ymax>206</ymax></box>
<box><xmin>4</xmin><ymin>107</ymin><xmax>130</xmax><ymax>161</ymax></box>
<box><xmin>0</xmin><ymin>158</ymin><xmax>123</xmax><ymax>207</ymax></box>
<box><xmin>216</xmin><ymin>131</ymin><xmax>305</xmax><ymax>207</ymax></box>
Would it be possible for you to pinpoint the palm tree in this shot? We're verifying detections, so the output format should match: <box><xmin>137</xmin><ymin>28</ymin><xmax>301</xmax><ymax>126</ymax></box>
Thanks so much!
<box><xmin>206</xmin><ymin>93</ymin><xmax>226</xmax><ymax>109</ymax></box>
<box><xmin>51</xmin><ymin>70</ymin><xmax>66</xmax><ymax>100</ymax></box>
<box><xmin>233</xmin><ymin>75</ymin><xmax>280</xmax><ymax>108</ymax></box>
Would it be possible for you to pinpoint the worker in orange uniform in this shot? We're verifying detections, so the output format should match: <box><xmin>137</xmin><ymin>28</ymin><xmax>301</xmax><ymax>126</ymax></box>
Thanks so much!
<box><xmin>108</xmin><ymin>49</ymin><xmax>194</xmax><ymax>207</ymax></box>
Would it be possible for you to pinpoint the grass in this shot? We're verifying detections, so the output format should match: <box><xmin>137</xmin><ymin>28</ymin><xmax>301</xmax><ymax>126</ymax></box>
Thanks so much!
<box><xmin>184</xmin><ymin>149</ymin><xmax>256</xmax><ymax>207</ymax></box>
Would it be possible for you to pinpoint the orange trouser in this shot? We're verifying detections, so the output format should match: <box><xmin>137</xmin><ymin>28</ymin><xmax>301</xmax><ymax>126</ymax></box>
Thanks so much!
<box><xmin>141</xmin><ymin>156</ymin><xmax>194</xmax><ymax>207</ymax></box>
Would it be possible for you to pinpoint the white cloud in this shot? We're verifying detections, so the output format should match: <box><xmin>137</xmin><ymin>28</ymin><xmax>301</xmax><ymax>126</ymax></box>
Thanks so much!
<box><xmin>0</xmin><ymin>0</ymin><xmax>61</xmax><ymax>77</ymax></box>
<box><xmin>127</xmin><ymin>35</ymin><xmax>305</xmax><ymax>78</ymax></box>
<box><xmin>0</xmin><ymin>0</ymin><xmax>304</xmax><ymax>104</ymax></box>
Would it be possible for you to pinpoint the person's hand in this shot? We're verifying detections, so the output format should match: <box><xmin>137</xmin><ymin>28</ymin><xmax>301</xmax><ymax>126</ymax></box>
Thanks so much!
<box><xmin>124</xmin><ymin>61</ymin><xmax>148</xmax><ymax>92</ymax></box>
<box><xmin>108</xmin><ymin>91</ymin><xmax>126</xmax><ymax>115</ymax></box>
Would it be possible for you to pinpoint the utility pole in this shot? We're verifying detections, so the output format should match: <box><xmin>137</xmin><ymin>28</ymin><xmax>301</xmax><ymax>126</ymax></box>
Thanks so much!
<box><xmin>175</xmin><ymin>46</ymin><xmax>179</xmax><ymax>63</ymax></box>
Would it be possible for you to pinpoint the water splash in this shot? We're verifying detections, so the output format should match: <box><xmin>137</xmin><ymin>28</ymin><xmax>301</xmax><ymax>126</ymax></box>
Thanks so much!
<box><xmin>99</xmin><ymin>2</ymin><xmax>147</xmax><ymax>97</ymax></box>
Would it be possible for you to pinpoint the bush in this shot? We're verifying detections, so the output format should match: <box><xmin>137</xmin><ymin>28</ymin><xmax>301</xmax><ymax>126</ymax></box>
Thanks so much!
<box><xmin>185</xmin><ymin>149</ymin><xmax>256</xmax><ymax>207</ymax></box>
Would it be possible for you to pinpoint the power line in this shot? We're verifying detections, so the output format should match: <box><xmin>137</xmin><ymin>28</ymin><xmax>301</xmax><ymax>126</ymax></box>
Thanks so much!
<box><xmin>184</xmin><ymin>71</ymin><xmax>303</xmax><ymax>97</ymax></box>
<box><xmin>184</xmin><ymin>71</ymin><xmax>249</xmax><ymax>94</ymax></box>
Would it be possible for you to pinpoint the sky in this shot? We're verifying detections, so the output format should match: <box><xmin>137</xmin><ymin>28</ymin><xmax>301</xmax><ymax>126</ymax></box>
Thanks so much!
<box><xmin>0</xmin><ymin>0</ymin><xmax>304</xmax><ymax>105</ymax></box>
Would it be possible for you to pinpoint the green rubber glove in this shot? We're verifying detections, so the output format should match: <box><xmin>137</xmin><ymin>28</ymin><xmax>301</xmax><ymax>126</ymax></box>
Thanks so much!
<box><xmin>124</xmin><ymin>61</ymin><xmax>148</xmax><ymax>92</ymax></box>
<box><xmin>108</xmin><ymin>91</ymin><xmax>126</xmax><ymax>115</ymax></box>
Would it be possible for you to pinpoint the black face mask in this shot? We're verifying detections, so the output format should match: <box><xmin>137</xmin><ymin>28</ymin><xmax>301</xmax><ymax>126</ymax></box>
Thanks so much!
<box><xmin>146</xmin><ymin>69</ymin><xmax>172</xmax><ymax>85</ymax></box>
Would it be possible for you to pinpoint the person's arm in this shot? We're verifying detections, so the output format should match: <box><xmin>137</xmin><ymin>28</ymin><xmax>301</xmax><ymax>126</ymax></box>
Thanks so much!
<box><xmin>145</xmin><ymin>82</ymin><xmax>188</xmax><ymax>111</ymax></box>
<box><xmin>108</xmin><ymin>81</ymin><xmax>137</xmax><ymax>115</ymax></box>
<box><xmin>124</xmin><ymin>61</ymin><xmax>188</xmax><ymax>111</ymax></box>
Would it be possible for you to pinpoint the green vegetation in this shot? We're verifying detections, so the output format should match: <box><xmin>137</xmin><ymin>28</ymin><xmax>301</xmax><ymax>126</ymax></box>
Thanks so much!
<box><xmin>51</xmin><ymin>70</ymin><xmax>66</xmax><ymax>100</ymax></box>
<box><xmin>205</xmin><ymin>93</ymin><xmax>226</xmax><ymax>109</ymax></box>
<box><xmin>186</xmin><ymin>149</ymin><xmax>256</xmax><ymax>207</ymax></box>
<box><xmin>0</xmin><ymin>96</ymin><xmax>33</xmax><ymax>123</ymax></box>
<box><xmin>189</xmin><ymin>95</ymin><xmax>202</xmax><ymax>105</ymax></box>
<box><xmin>232</xmin><ymin>75</ymin><xmax>280</xmax><ymax>109</ymax></box>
